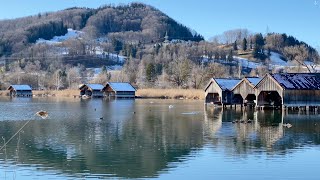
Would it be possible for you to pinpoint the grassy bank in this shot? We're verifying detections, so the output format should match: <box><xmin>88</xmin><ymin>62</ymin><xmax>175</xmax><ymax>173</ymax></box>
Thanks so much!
<box><xmin>136</xmin><ymin>89</ymin><xmax>204</xmax><ymax>100</ymax></box>
<box><xmin>0</xmin><ymin>89</ymin><xmax>205</xmax><ymax>100</ymax></box>
<box><xmin>32</xmin><ymin>90</ymin><xmax>79</xmax><ymax>97</ymax></box>
<box><xmin>0</xmin><ymin>90</ymin><xmax>79</xmax><ymax>97</ymax></box>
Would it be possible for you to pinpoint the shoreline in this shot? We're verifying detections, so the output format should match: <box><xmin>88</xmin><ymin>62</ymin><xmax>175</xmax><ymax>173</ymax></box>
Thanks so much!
<box><xmin>0</xmin><ymin>89</ymin><xmax>205</xmax><ymax>100</ymax></box>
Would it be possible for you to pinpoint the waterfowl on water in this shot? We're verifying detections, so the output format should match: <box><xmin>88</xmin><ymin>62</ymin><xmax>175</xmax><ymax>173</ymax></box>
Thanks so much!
<box><xmin>283</xmin><ymin>123</ymin><xmax>292</xmax><ymax>128</ymax></box>
<box><xmin>36</xmin><ymin>111</ymin><xmax>49</xmax><ymax>119</ymax></box>
<box><xmin>169</xmin><ymin>105</ymin><xmax>174</xmax><ymax>109</ymax></box>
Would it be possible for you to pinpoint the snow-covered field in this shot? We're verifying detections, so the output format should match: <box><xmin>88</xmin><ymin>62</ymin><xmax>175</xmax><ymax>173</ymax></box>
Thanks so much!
<box><xmin>35</xmin><ymin>29</ymin><xmax>127</xmax><ymax>66</ymax></box>
<box><xmin>36</xmin><ymin>28</ymin><xmax>83</xmax><ymax>44</ymax></box>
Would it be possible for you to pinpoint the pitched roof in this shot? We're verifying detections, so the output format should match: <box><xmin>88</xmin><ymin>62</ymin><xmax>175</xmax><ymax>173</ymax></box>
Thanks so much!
<box><xmin>215</xmin><ymin>78</ymin><xmax>241</xmax><ymax>90</ymax></box>
<box><xmin>246</xmin><ymin>77</ymin><xmax>262</xmax><ymax>86</ymax></box>
<box><xmin>79</xmin><ymin>84</ymin><xmax>104</xmax><ymax>90</ymax></box>
<box><xmin>8</xmin><ymin>85</ymin><xmax>32</xmax><ymax>91</ymax></box>
<box><xmin>271</xmin><ymin>73</ymin><xmax>320</xmax><ymax>90</ymax></box>
<box><xmin>107</xmin><ymin>82</ymin><xmax>136</xmax><ymax>92</ymax></box>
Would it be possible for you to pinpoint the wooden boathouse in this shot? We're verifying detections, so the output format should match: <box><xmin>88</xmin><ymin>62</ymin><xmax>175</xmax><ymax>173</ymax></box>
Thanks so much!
<box><xmin>232</xmin><ymin>77</ymin><xmax>261</xmax><ymax>107</ymax></box>
<box><xmin>102</xmin><ymin>82</ymin><xmax>136</xmax><ymax>98</ymax></box>
<box><xmin>7</xmin><ymin>85</ymin><xmax>33</xmax><ymax>97</ymax></box>
<box><xmin>79</xmin><ymin>84</ymin><xmax>104</xmax><ymax>98</ymax></box>
<box><xmin>204</xmin><ymin>78</ymin><xmax>241</xmax><ymax>106</ymax></box>
<box><xmin>255</xmin><ymin>73</ymin><xmax>320</xmax><ymax>109</ymax></box>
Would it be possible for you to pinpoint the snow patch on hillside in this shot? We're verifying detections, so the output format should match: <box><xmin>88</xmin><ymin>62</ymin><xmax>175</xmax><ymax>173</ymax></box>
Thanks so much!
<box><xmin>233</xmin><ymin>57</ymin><xmax>260</xmax><ymax>69</ymax></box>
<box><xmin>269</xmin><ymin>52</ymin><xmax>289</xmax><ymax>66</ymax></box>
<box><xmin>36</xmin><ymin>28</ymin><xmax>83</xmax><ymax>44</ymax></box>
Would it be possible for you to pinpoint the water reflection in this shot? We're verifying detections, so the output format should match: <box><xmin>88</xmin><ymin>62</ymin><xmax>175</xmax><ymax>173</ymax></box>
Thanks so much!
<box><xmin>204</xmin><ymin>107</ymin><xmax>320</xmax><ymax>155</ymax></box>
<box><xmin>0</xmin><ymin>98</ymin><xmax>204</xmax><ymax>179</ymax></box>
<box><xmin>1</xmin><ymin>98</ymin><xmax>320</xmax><ymax>179</ymax></box>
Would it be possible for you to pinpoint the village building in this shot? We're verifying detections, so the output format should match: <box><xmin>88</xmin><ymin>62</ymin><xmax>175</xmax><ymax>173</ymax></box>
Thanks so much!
<box><xmin>102</xmin><ymin>82</ymin><xmax>136</xmax><ymax>98</ymax></box>
<box><xmin>79</xmin><ymin>84</ymin><xmax>104</xmax><ymax>98</ymax></box>
<box><xmin>255</xmin><ymin>73</ymin><xmax>320</xmax><ymax>108</ymax></box>
<box><xmin>204</xmin><ymin>78</ymin><xmax>241</xmax><ymax>105</ymax></box>
<box><xmin>232</xmin><ymin>77</ymin><xmax>261</xmax><ymax>106</ymax></box>
<box><xmin>7</xmin><ymin>85</ymin><xmax>33</xmax><ymax>97</ymax></box>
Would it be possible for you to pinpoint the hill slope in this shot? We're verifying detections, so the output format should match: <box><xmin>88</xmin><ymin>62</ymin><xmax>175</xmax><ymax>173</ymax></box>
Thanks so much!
<box><xmin>0</xmin><ymin>3</ymin><xmax>203</xmax><ymax>57</ymax></box>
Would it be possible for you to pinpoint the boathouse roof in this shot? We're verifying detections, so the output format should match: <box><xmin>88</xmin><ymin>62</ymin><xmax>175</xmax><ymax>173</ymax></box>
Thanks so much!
<box><xmin>246</xmin><ymin>77</ymin><xmax>262</xmax><ymax>86</ymax></box>
<box><xmin>7</xmin><ymin>85</ymin><xmax>32</xmax><ymax>91</ymax></box>
<box><xmin>215</xmin><ymin>78</ymin><xmax>241</xmax><ymax>90</ymax></box>
<box><xmin>106</xmin><ymin>82</ymin><xmax>136</xmax><ymax>92</ymax></box>
<box><xmin>271</xmin><ymin>73</ymin><xmax>320</xmax><ymax>90</ymax></box>
<box><xmin>79</xmin><ymin>84</ymin><xmax>104</xmax><ymax>91</ymax></box>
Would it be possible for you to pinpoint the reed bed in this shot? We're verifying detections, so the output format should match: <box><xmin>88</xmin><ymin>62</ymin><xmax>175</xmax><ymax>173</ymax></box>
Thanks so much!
<box><xmin>136</xmin><ymin>88</ymin><xmax>204</xmax><ymax>100</ymax></box>
<box><xmin>32</xmin><ymin>90</ymin><xmax>79</xmax><ymax>97</ymax></box>
<box><xmin>0</xmin><ymin>89</ymin><xmax>205</xmax><ymax>100</ymax></box>
<box><xmin>0</xmin><ymin>90</ymin><xmax>9</xmax><ymax>96</ymax></box>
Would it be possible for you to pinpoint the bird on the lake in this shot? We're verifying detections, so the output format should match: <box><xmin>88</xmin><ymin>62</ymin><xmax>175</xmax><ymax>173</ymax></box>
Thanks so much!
<box><xmin>36</xmin><ymin>111</ymin><xmax>48</xmax><ymax>119</ymax></box>
<box><xmin>232</xmin><ymin>119</ymin><xmax>239</xmax><ymax>123</ymax></box>
<box><xmin>283</xmin><ymin>123</ymin><xmax>292</xmax><ymax>128</ymax></box>
<box><xmin>169</xmin><ymin>105</ymin><xmax>174</xmax><ymax>109</ymax></box>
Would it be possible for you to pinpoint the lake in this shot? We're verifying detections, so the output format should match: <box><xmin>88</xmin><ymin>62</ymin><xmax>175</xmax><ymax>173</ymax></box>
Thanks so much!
<box><xmin>0</xmin><ymin>97</ymin><xmax>320</xmax><ymax>179</ymax></box>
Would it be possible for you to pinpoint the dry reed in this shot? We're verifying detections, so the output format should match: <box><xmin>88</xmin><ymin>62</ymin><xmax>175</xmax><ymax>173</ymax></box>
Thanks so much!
<box><xmin>0</xmin><ymin>89</ymin><xmax>205</xmax><ymax>100</ymax></box>
<box><xmin>32</xmin><ymin>89</ymin><xmax>79</xmax><ymax>97</ymax></box>
<box><xmin>136</xmin><ymin>88</ymin><xmax>204</xmax><ymax>100</ymax></box>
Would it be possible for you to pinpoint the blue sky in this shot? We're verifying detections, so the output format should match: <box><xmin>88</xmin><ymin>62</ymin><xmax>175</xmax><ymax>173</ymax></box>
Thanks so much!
<box><xmin>0</xmin><ymin>0</ymin><xmax>319</xmax><ymax>49</ymax></box>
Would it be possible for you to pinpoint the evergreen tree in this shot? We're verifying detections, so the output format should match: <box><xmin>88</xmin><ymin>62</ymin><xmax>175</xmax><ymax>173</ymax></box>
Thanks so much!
<box><xmin>101</xmin><ymin>65</ymin><xmax>107</xmax><ymax>74</ymax></box>
<box><xmin>242</xmin><ymin>38</ymin><xmax>247</xmax><ymax>51</ymax></box>
<box><xmin>253</xmin><ymin>46</ymin><xmax>266</xmax><ymax>60</ymax></box>
<box><xmin>227</xmin><ymin>49</ymin><xmax>234</xmax><ymax>62</ymax></box>
<box><xmin>233</xmin><ymin>40</ymin><xmax>238</xmax><ymax>50</ymax></box>
<box><xmin>146</xmin><ymin>63</ymin><xmax>156</xmax><ymax>82</ymax></box>
<box><xmin>252</xmin><ymin>46</ymin><xmax>260</xmax><ymax>58</ymax></box>
<box><xmin>254</xmin><ymin>33</ymin><xmax>265</xmax><ymax>47</ymax></box>
<box><xmin>111</xmin><ymin>38</ymin><xmax>123</xmax><ymax>53</ymax></box>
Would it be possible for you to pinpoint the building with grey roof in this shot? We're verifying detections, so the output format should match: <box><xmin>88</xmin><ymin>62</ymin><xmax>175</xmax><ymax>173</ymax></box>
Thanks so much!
<box><xmin>255</xmin><ymin>73</ymin><xmax>320</xmax><ymax>107</ymax></box>
<box><xmin>103</xmin><ymin>82</ymin><xmax>136</xmax><ymax>98</ymax></box>
<box><xmin>7</xmin><ymin>85</ymin><xmax>33</xmax><ymax>97</ymax></box>
<box><xmin>79</xmin><ymin>84</ymin><xmax>104</xmax><ymax>98</ymax></box>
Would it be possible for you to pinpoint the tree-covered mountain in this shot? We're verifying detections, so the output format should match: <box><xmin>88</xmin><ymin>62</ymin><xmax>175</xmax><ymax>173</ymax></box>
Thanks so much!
<box><xmin>0</xmin><ymin>3</ymin><xmax>203</xmax><ymax>57</ymax></box>
<box><xmin>0</xmin><ymin>3</ymin><xmax>319</xmax><ymax>91</ymax></box>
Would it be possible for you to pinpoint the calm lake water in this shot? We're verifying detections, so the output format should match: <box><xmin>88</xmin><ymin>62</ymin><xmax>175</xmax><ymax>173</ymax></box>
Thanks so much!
<box><xmin>0</xmin><ymin>97</ymin><xmax>320</xmax><ymax>179</ymax></box>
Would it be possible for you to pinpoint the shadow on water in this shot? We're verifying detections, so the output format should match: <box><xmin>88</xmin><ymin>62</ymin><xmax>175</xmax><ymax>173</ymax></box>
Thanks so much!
<box><xmin>204</xmin><ymin>107</ymin><xmax>320</xmax><ymax>155</ymax></box>
<box><xmin>0</xmin><ymin>98</ymin><xmax>205</xmax><ymax>179</ymax></box>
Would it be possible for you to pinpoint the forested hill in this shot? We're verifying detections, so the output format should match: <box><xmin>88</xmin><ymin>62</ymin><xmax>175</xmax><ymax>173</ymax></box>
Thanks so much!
<box><xmin>0</xmin><ymin>3</ymin><xmax>203</xmax><ymax>56</ymax></box>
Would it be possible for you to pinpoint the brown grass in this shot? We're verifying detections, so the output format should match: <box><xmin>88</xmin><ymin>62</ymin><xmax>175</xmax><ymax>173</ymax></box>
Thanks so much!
<box><xmin>237</xmin><ymin>50</ymin><xmax>254</xmax><ymax>60</ymax></box>
<box><xmin>0</xmin><ymin>89</ymin><xmax>205</xmax><ymax>100</ymax></box>
<box><xmin>0</xmin><ymin>89</ymin><xmax>79</xmax><ymax>97</ymax></box>
<box><xmin>32</xmin><ymin>90</ymin><xmax>79</xmax><ymax>97</ymax></box>
<box><xmin>136</xmin><ymin>89</ymin><xmax>204</xmax><ymax>100</ymax></box>
<box><xmin>0</xmin><ymin>90</ymin><xmax>9</xmax><ymax>96</ymax></box>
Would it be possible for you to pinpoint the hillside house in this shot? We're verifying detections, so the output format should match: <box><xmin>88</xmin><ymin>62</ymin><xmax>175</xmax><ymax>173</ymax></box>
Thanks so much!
<box><xmin>255</xmin><ymin>73</ymin><xmax>320</xmax><ymax>108</ymax></box>
<box><xmin>204</xmin><ymin>78</ymin><xmax>241</xmax><ymax>105</ymax></box>
<box><xmin>102</xmin><ymin>82</ymin><xmax>136</xmax><ymax>98</ymax></box>
<box><xmin>79</xmin><ymin>84</ymin><xmax>104</xmax><ymax>97</ymax></box>
<box><xmin>232</xmin><ymin>77</ymin><xmax>261</xmax><ymax>106</ymax></box>
<box><xmin>7</xmin><ymin>85</ymin><xmax>33</xmax><ymax>97</ymax></box>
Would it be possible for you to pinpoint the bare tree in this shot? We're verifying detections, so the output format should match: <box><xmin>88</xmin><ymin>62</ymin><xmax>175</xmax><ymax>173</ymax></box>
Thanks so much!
<box><xmin>283</xmin><ymin>45</ymin><xmax>311</xmax><ymax>72</ymax></box>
